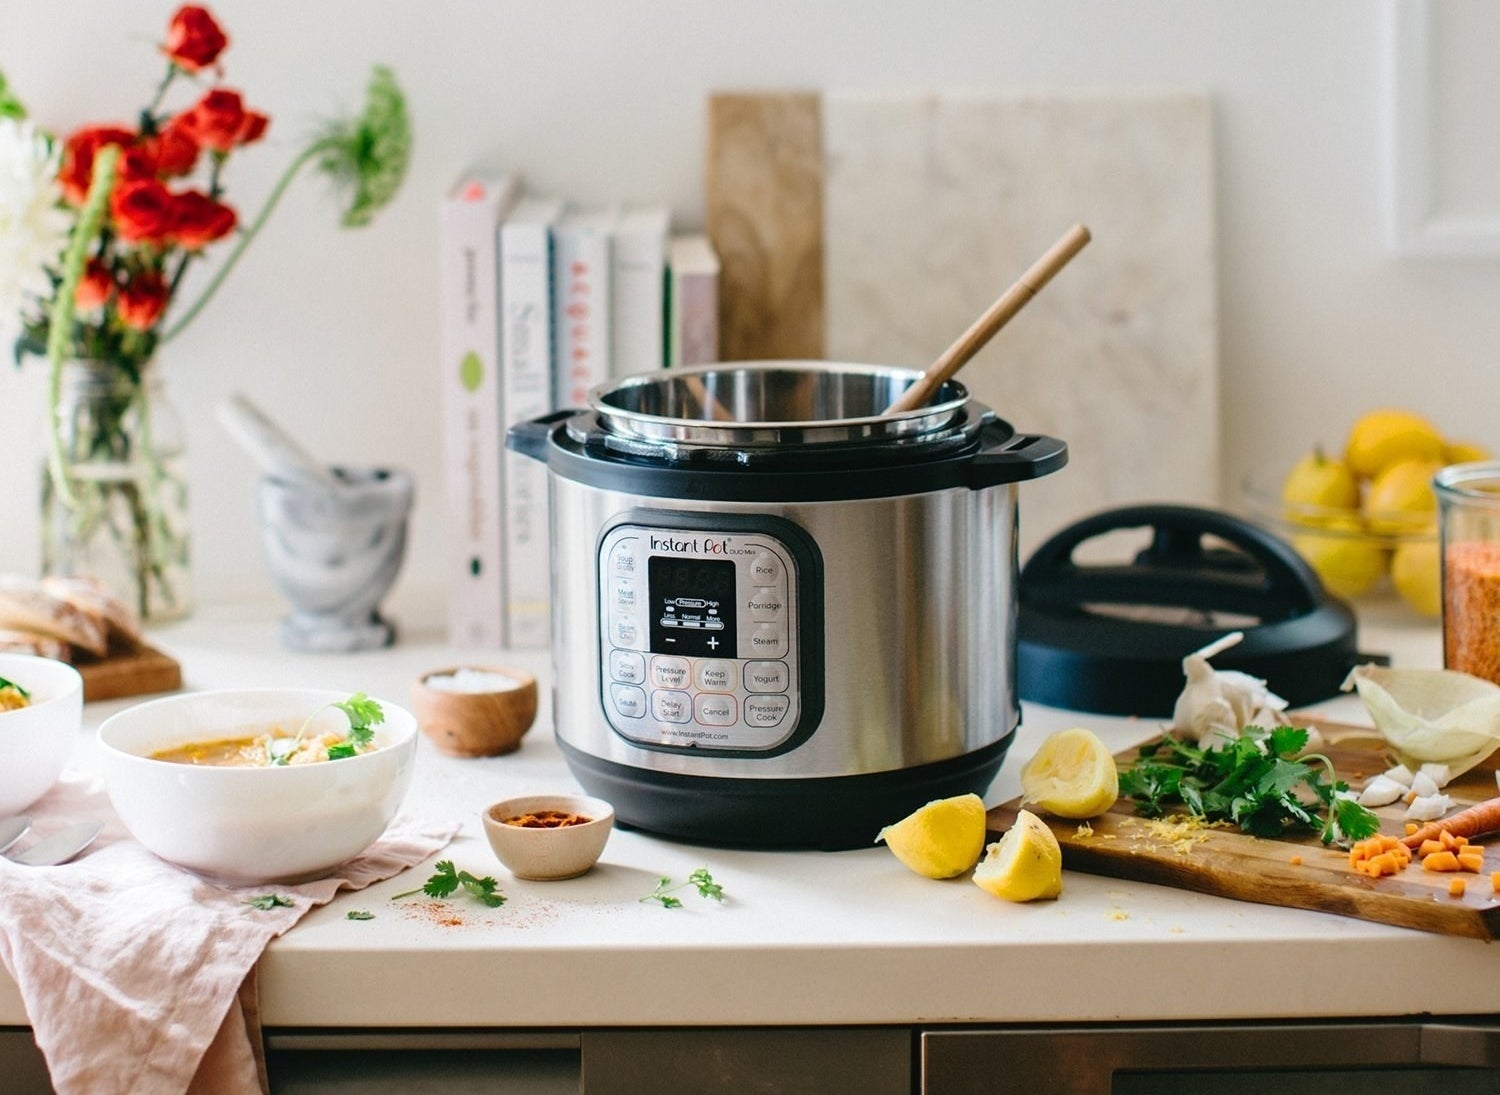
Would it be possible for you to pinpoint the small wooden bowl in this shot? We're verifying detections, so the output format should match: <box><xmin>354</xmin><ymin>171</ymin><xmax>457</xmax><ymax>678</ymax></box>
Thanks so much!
<box><xmin>483</xmin><ymin>794</ymin><xmax>614</xmax><ymax>880</ymax></box>
<box><xmin>411</xmin><ymin>666</ymin><xmax>538</xmax><ymax>757</ymax></box>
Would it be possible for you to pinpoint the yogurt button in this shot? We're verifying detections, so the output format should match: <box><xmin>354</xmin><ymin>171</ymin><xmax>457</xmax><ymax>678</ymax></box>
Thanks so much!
<box><xmin>743</xmin><ymin>660</ymin><xmax>790</xmax><ymax>693</ymax></box>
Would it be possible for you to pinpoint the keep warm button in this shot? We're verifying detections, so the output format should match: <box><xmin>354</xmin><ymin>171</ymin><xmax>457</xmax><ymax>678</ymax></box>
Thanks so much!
<box><xmin>744</xmin><ymin>695</ymin><xmax>790</xmax><ymax>728</ymax></box>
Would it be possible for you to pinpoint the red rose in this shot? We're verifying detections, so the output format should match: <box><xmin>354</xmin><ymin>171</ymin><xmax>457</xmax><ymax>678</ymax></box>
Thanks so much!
<box><xmin>118</xmin><ymin>272</ymin><xmax>169</xmax><ymax>331</ymax></box>
<box><xmin>162</xmin><ymin>5</ymin><xmax>228</xmax><ymax>73</ymax></box>
<box><xmin>74</xmin><ymin>261</ymin><xmax>115</xmax><ymax>311</ymax></box>
<box><xmin>147</xmin><ymin>116</ymin><xmax>201</xmax><ymax>177</ymax></box>
<box><xmin>179</xmin><ymin>88</ymin><xmax>265</xmax><ymax>154</ymax></box>
<box><xmin>58</xmin><ymin>126</ymin><xmax>135</xmax><ymax>205</ymax></box>
<box><xmin>170</xmin><ymin>190</ymin><xmax>237</xmax><ymax>249</ymax></box>
<box><xmin>111</xmin><ymin>178</ymin><xmax>176</xmax><ymax>243</ymax></box>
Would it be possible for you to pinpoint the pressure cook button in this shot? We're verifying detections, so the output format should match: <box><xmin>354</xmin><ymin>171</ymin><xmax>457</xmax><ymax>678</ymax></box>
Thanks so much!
<box><xmin>609</xmin><ymin>649</ymin><xmax>646</xmax><ymax>685</ymax></box>
<box><xmin>650</xmin><ymin>655</ymin><xmax>691</xmax><ymax>690</ymax></box>
<box><xmin>695</xmin><ymin>659</ymin><xmax>737</xmax><ymax>692</ymax></box>
<box><xmin>744</xmin><ymin>695</ymin><xmax>791</xmax><ymax>727</ymax></box>
<box><xmin>749</xmin><ymin>553</ymin><xmax>783</xmax><ymax>585</ymax></box>
<box><xmin>609</xmin><ymin>683</ymin><xmax>646</xmax><ymax>720</ymax></box>
<box><xmin>747</xmin><ymin>588</ymin><xmax>784</xmax><ymax>622</ymax></box>
<box><xmin>694</xmin><ymin>693</ymin><xmax>738</xmax><ymax>727</ymax></box>
<box><xmin>743</xmin><ymin>660</ymin><xmax>790</xmax><ymax>694</ymax></box>
<box><xmin>651</xmin><ymin>689</ymin><xmax>692</xmax><ymax>724</ymax></box>
<box><xmin>749</xmin><ymin>624</ymin><xmax>787</xmax><ymax>657</ymax></box>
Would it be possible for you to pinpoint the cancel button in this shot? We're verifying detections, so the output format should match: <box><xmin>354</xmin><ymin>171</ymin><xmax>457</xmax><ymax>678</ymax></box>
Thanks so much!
<box><xmin>743</xmin><ymin>660</ymin><xmax>789</xmax><ymax>694</ymax></box>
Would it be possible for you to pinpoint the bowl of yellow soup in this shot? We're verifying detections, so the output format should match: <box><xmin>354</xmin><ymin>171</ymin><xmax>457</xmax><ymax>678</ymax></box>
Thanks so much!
<box><xmin>98</xmin><ymin>688</ymin><xmax>417</xmax><ymax>884</ymax></box>
<box><xmin>0</xmin><ymin>654</ymin><xmax>83</xmax><ymax>816</ymax></box>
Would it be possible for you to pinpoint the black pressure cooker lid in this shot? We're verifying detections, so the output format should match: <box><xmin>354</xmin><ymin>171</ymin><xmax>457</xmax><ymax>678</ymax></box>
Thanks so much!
<box><xmin>1017</xmin><ymin>504</ymin><xmax>1372</xmax><ymax>717</ymax></box>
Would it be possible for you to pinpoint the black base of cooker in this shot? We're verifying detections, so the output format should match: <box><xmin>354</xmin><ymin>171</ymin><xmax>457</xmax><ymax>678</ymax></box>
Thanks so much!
<box><xmin>558</xmin><ymin>735</ymin><xmax>1015</xmax><ymax>851</ymax></box>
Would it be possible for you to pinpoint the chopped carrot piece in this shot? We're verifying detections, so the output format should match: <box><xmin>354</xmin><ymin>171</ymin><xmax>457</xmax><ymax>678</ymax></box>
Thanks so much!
<box><xmin>1457</xmin><ymin>851</ymin><xmax>1485</xmax><ymax>873</ymax></box>
<box><xmin>1405</xmin><ymin>790</ymin><xmax>1418</xmax><ymax>804</ymax></box>
<box><xmin>1405</xmin><ymin>822</ymin><xmax>1420</xmax><ymax>836</ymax></box>
<box><xmin>1289</xmin><ymin>855</ymin><xmax>1303</xmax><ymax>866</ymax></box>
<box><xmin>1449</xmin><ymin>877</ymin><xmax>1466</xmax><ymax>897</ymax></box>
<box><xmin>1380</xmin><ymin>835</ymin><xmax>1402</xmax><ymax>851</ymax></box>
<box><xmin>1419</xmin><ymin>839</ymin><xmax>1445</xmax><ymax>858</ymax></box>
<box><xmin>1491</xmin><ymin>871</ymin><xmax>1500</xmax><ymax>891</ymax></box>
<box><xmin>1423</xmin><ymin>850</ymin><xmax>1461</xmax><ymax>872</ymax></box>
<box><xmin>1369</xmin><ymin>852</ymin><xmax>1398</xmax><ymax>876</ymax></box>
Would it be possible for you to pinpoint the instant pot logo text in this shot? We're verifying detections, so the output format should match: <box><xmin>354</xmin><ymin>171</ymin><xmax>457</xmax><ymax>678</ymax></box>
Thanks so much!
<box><xmin>649</xmin><ymin>534</ymin><xmax>757</xmax><ymax>556</ymax></box>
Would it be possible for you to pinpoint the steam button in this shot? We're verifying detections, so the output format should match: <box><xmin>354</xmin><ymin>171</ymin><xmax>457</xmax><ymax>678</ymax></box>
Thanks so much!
<box><xmin>609</xmin><ymin>683</ymin><xmax>646</xmax><ymax>720</ymax></box>
<box><xmin>651</xmin><ymin>689</ymin><xmax>692</xmax><ymax>724</ymax></box>
<box><xmin>749</xmin><ymin>624</ymin><xmax>787</xmax><ymax>658</ymax></box>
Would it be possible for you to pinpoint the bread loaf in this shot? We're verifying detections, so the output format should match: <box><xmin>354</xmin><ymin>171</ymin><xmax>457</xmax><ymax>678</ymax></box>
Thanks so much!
<box><xmin>41</xmin><ymin>575</ymin><xmax>143</xmax><ymax>648</ymax></box>
<box><xmin>0</xmin><ymin>576</ymin><xmax>109</xmax><ymax>657</ymax></box>
<box><xmin>0</xmin><ymin>627</ymin><xmax>71</xmax><ymax>661</ymax></box>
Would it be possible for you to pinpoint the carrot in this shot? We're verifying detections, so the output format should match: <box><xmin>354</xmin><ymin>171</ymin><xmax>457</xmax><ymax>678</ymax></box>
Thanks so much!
<box><xmin>1449</xmin><ymin>877</ymin><xmax>1466</xmax><ymax>898</ymax></box>
<box><xmin>1289</xmin><ymin>855</ymin><xmax>1302</xmax><ymax>866</ymax></box>
<box><xmin>1492</xmin><ymin>871</ymin><xmax>1500</xmax><ymax>891</ymax></box>
<box><xmin>1401</xmin><ymin>795</ymin><xmax>1500</xmax><ymax>849</ymax></box>
<box><xmin>1422</xmin><ymin>850</ymin><xmax>1461</xmax><ymax>872</ymax></box>
<box><xmin>1457</xmin><ymin>850</ymin><xmax>1485</xmax><ymax>873</ymax></box>
<box><xmin>1404</xmin><ymin>822</ymin><xmax>1420</xmax><ymax>836</ymax></box>
<box><xmin>1419</xmin><ymin>839</ymin><xmax>1446</xmax><ymax>858</ymax></box>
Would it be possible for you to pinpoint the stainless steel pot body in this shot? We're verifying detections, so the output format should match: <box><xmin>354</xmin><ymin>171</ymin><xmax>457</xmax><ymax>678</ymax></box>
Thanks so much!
<box><xmin>548</xmin><ymin>478</ymin><xmax>1018</xmax><ymax>780</ymax></box>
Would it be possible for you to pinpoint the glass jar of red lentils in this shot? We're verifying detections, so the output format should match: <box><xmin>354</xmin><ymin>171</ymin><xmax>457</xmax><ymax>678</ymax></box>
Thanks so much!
<box><xmin>1436</xmin><ymin>462</ymin><xmax>1500</xmax><ymax>685</ymax></box>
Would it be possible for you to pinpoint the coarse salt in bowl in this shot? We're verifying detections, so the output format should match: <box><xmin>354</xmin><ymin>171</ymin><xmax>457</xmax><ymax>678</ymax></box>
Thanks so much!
<box><xmin>98</xmin><ymin>688</ymin><xmax>417</xmax><ymax>884</ymax></box>
<box><xmin>0</xmin><ymin>654</ymin><xmax>83</xmax><ymax>816</ymax></box>
<box><xmin>411</xmin><ymin>665</ymin><xmax>538</xmax><ymax>757</ymax></box>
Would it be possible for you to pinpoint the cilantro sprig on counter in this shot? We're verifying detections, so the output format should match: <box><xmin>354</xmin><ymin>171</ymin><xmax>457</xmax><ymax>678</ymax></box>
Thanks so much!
<box><xmin>391</xmin><ymin>860</ymin><xmax>505</xmax><ymax>908</ymax></box>
<box><xmin>1118</xmin><ymin>726</ymin><xmax>1380</xmax><ymax>846</ymax></box>
<box><xmin>640</xmin><ymin>868</ymin><xmax>726</xmax><ymax>909</ymax></box>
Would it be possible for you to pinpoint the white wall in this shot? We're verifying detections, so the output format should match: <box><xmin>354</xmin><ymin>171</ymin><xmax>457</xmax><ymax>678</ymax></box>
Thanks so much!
<box><xmin>2</xmin><ymin>0</ymin><xmax>1497</xmax><ymax>619</ymax></box>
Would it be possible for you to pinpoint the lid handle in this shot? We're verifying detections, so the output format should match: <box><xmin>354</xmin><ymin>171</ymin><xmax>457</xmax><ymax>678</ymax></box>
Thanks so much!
<box><xmin>1021</xmin><ymin>504</ymin><xmax>1326</xmax><ymax>620</ymax></box>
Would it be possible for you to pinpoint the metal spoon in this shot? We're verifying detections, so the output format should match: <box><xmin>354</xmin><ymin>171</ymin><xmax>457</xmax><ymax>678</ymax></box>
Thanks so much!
<box><xmin>6</xmin><ymin>821</ymin><xmax>103</xmax><ymax>866</ymax></box>
<box><xmin>0</xmin><ymin>816</ymin><xmax>32</xmax><ymax>855</ymax></box>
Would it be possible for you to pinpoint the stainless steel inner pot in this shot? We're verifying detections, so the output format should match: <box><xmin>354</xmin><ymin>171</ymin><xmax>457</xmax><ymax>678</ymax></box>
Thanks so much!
<box><xmin>590</xmin><ymin>361</ymin><xmax>967</xmax><ymax>450</ymax></box>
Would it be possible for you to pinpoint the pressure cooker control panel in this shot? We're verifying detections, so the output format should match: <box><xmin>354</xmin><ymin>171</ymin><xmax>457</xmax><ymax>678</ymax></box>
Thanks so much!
<box><xmin>597</xmin><ymin>514</ymin><xmax>823</xmax><ymax>755</ymax></box>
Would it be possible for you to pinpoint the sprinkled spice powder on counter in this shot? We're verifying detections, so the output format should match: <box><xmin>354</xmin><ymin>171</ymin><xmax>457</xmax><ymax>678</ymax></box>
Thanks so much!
<box><xmin>1443</xmin><ymin>542</ymin><xmax>1500</xmax><ymax>685</ymax></box>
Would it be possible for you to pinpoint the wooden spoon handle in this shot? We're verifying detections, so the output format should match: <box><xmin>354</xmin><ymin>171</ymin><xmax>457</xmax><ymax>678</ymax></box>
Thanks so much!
<box><xmin>884</xmin><ymin>223</ymin><xmax>1091</xmax><ymax>415</ymax></box>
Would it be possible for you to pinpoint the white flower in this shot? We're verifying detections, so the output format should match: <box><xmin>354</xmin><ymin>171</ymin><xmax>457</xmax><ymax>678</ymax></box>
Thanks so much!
<box><xmin>0</xmin><ymin>117</ymin><xmax>70</xmax><ymax>339</ymax></box>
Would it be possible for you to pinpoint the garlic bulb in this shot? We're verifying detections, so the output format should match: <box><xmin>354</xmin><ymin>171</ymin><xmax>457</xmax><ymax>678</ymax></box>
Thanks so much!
<box><xmin>1169</xmin><ymin>632</ymin><xmax>1290</xmax><ymax>745</ymax></box>
<box><xmin>1342</xmin><ymin>664</ymin><xmax>1500</xmax><ymax>778</ymax></box>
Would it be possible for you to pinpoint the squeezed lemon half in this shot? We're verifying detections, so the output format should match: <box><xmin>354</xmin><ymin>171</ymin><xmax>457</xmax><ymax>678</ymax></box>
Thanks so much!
<box><xmin>875</xmin><ymin>793</ymin><xmax>987</xmax><ymax>879</ymax></box>
<box><xmin>973</xmin><ymin>809</ymin><xmax>1063</xmax><ymax>901</ymax></box>
<box><xmin>1019</xmin><ymin>728</ymin><xmax>1119</xmax><ymax>819</ymax></box>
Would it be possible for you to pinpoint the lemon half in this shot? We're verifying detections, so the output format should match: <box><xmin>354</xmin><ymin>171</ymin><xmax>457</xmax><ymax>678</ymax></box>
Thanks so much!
<box><xmin>1019</xmin><ymin>728</ymin><xmax>1119</xmax><ymax>819</ymax></box>
<box><xmin>973</xmin><ymin>810</ymin><xmax>1063</xmax><ymax>902</ymax></box>
<box><xmin>875</xmin><ymin>793</ymin><xmax>987</xmax><ymax>879</ymax></box>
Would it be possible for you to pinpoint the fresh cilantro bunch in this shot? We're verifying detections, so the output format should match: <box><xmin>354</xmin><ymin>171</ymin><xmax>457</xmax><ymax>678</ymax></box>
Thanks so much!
<box><xmin>269</xmin><ymin>692</ymin><xmax>383</xmax><ymax>765</ymax></box>
<box><xmin>392</xmin><ymin>861</ymin><xmax>505</xmax><ymax>908</ymax></box>
<box><xmin>1118</xmin><ymin>726</ymin><xmax>1379</xmax><ymax>845</ymax></box>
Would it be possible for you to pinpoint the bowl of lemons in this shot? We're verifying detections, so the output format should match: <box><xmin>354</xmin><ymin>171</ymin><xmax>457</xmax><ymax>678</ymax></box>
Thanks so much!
<box><xmin>1243</xmin><ymin>408</ymin><xmax>1490</xmax><ymax>617</ymax></box>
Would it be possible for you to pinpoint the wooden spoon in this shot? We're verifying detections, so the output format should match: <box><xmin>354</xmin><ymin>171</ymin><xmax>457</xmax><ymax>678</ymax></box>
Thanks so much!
<box><xmin>883</xmin><ymin>223</ymin><xmax>1091</xmax><ymax>415</ymax></box>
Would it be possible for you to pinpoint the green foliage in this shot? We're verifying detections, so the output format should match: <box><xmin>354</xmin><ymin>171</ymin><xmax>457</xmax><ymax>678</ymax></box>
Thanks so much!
<box><xmin>391</xmin><ymin>861</ymin><xmax>505</xmax><ymax>908</ymax></box>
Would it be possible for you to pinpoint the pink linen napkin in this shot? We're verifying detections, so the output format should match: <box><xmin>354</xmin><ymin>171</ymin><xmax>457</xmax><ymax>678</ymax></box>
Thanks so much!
<box><xmin>0</xmin><ymin>772</ymin><xmax>460</xmax><ymax>1095</ymax></box>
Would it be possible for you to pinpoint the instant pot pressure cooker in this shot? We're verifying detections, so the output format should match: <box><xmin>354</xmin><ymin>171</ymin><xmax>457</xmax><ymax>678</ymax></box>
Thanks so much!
<box><xmin>508</xmin><ymin>362</ymin><xmax>1066</xmax><ymax>849</ymax></box>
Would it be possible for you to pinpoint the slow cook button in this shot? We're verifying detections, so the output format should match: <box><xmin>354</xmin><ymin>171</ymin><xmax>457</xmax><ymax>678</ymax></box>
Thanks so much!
<box><xmin>744</xmin><ymin>695</ymin><xmax>790</xmax><ymax>727</ymax></box>
<box><xmin>650</xmin><ymin>655</ymin><xmax>691</xmax><ymax>690</ymax></box>
<box><xmin>694</xmin><ymin>658</ymin><xmax>736</xmax><ymax>692</ymax></box>
<box><xmin>694</xmin><ymin>693</ymin><xmax>737</xmax><ymax>727</ymax></box>
<box><xmin>609</xmin><ymin>649</ymin><xmax>646</xmax><ymax>685</ymax></box>
<box><xmin>749</xmin><ymin>624</ymin><xmax>787</xmax><ymax>657</ymax></box>
<box><xmin>749</xmin><ymin>552</ymin><xmax>783</xmax><ymax>585</ymax></box>
<box><xmin>747</xmin><ymin>588</ymin><xmax>784</xmax><ymax>622</ymax></box>
<box><xmin>651</xmin><ymin>689</ymin><xmax>692</xmax><ymax>724</ymax></box>
<box><xmin>609</xmin><ymin>683</ymin><xmax>647</xmax><ymax>720</ymax></box>
<box><xmin>743</xmin><ymin>660</ymin><xmax>789</xmax><ymax>694</ymax></box>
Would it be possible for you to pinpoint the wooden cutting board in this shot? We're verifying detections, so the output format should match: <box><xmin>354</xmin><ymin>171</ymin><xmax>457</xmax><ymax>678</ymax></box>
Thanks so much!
<box><xmin>987</xmin><ymin>725</ymin><xmax>1500</xmax><ymax>939</ymax></box>
<box><xmin>74</xmin><ymin>642</ymin><xmax>182</xmax><ymax>703</ymax></box>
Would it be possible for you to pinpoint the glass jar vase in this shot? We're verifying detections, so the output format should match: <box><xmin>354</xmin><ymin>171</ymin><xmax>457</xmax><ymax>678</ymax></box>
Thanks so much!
<box><xmin>40</xmin><ymin>359</ymin><xmax>192</xmax><ymax>622</ymax></box>
<box><xmin>1435</xmin><ymin>461</ymin><xmax>1500</xmax><ymax>686</ymax></box>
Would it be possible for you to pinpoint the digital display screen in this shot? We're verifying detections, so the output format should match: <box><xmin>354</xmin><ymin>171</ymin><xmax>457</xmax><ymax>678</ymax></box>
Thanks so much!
<box><xmin>648</xmin><ymin>556</ymin><xmax>737</xmax><ymax>658</ymax></box>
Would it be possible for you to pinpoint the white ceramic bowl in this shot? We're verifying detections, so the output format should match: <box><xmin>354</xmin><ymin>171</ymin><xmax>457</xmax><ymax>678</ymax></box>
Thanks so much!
<box><xmin>98</xmin><ymin>688</ymin><xmax>417</xmax><ymax>884</ymax></box>
<box><xmin>0</xmin><ymin>654</ymin><xmax>83</xmax><ymax>816</ymax></box>
<box><xmin>482</xmin><ymin>794</ymin><xmax>614</xmax><ymax>880</ymax></box>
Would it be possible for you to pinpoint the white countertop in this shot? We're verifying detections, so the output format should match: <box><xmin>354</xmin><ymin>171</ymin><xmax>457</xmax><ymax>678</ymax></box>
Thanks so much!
<box><xmin>3</xmin><ymin>596</ymin><xmax>1493</xmax><ymax>1030</ymax></box>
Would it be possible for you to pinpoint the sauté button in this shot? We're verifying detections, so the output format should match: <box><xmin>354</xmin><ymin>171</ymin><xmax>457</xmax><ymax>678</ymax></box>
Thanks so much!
<box><xmin>609</xmin><ymin>683</ymin><xmax>646</xmax><ymax>719</ymax></box>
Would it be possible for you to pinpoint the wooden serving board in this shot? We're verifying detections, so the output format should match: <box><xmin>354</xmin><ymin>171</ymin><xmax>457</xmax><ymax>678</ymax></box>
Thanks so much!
<box><xmin>74</xmin><ymin>642</ymin><xmax>182</xmax><ymax>703</ymax></box>
<box><xmin>987</xmin><ymin>725</ymin><xmax>1500</xmax><ymax>939</ymax></box>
